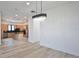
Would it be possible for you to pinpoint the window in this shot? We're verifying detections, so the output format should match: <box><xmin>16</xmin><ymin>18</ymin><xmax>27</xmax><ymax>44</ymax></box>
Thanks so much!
<box><xmin>8</xmin><ymin>25</ymin><xmax>11</xmax><ymax>31</ymax></box>
<box><xmin>8</xmin><ymin>25</ymin><xmax>15</xmax><ymax>31</ymax></box>
<box><xmin>12</xmin><ymin>25</ymin><xmax>15</xmax><ymax>31</ymax></box>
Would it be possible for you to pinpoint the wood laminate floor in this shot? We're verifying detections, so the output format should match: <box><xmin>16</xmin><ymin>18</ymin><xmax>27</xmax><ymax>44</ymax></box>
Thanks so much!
<box><xmin>0</xmin><ymin>40</ymin><xmax>79</xmax><ymax>58</ymax></box>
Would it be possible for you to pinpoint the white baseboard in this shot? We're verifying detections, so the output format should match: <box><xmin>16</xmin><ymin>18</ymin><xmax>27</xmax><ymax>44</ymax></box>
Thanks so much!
<box><xmin>40</xmin><ymin>43</ymin><xmax>79</xmax><ymax>56</ymax></box>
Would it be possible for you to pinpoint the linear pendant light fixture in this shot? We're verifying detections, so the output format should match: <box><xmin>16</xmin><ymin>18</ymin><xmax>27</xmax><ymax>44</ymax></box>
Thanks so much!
<box><xmin>32</xmin><ymin>1</ymin><xmax>47</xmax><ymax>21</ymax></box>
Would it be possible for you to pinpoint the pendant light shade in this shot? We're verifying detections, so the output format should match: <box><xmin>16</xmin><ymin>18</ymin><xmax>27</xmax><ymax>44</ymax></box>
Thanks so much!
<box><xmin>32</xmin><ymin>1</ymin><xmax>47</xmax><ymax>21</ymax></box>
<box><xmin>32</xmin><ymin>13</ymin><xmax>47</xmax><ymax>21</ymax></box>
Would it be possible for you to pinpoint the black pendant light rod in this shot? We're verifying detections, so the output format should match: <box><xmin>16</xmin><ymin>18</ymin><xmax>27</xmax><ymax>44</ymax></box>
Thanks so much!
<box><xmin>41</xmin><ymin>0</ymin><xmax>42</xmax><ymax>13</ymax></box>
<box><xmin>32</xmin><ymin>0</ymin><xmax>47</xmax><ymax>19</ymax></box>
<box><xmin>36</xmin><ymin>1</ymin><xmax>37</xmax><ymax>14</ymax></box>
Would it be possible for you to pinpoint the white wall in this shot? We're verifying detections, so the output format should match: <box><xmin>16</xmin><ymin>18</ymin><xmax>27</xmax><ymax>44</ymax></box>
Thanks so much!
<box><xmin>33</xmin><ymin>20</ymin><xmax>40</xmax><ymax>42</ymax></box>
<box><xmin>28</xmin><ymin>17</ymin><xmax>40</xmax><ymax>43</ymax></box>
<box><xmin>28</xmin><ymin>17</ymin><xmax>34</xmax><ymax>42</ymax></box>
<box><xmin>40</xmin><ymin>2</ymin><xmax>79</xmax><ymax>56</ymax></box>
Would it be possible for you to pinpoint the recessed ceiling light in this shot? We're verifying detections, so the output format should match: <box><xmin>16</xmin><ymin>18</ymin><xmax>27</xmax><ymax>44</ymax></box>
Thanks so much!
<box><xmin>26</xmin><ymin>2</ymin><xmax>30</xmax><ymax>5</ymax></box>
<box><xmin>15</xmin><ymin>14</ymin><xmax>18</xmax><ymax>16</ymax></box>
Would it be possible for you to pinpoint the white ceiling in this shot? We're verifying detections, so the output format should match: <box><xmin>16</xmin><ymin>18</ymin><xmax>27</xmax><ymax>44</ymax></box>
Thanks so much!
<box><xmin>0</xmin><ymin>1</ymin><xmax>69</xmax><ymax>24</ymax></box>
